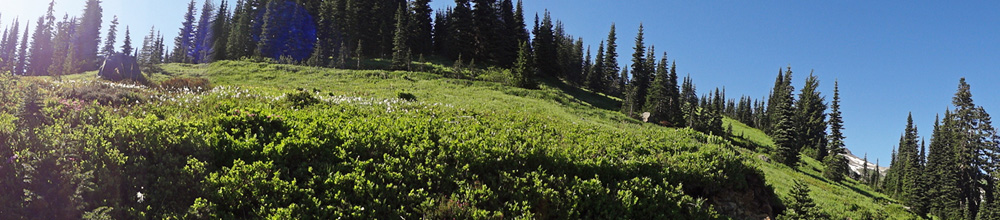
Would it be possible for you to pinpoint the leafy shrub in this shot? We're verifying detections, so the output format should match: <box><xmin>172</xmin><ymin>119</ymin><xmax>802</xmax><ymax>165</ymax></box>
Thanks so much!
<box><xmin>397</xmin><ymin>92</ymin><xmax>416</xmax><ymax>101</ymax></box>
<box><xmin>159</xmin><ymin>77</ymin><xmax>213</xmax><ymax>93</ymax></box>
<box><xmin>283</xmin><ymin>89</ymin><xmax>319</xmax><ymax>108</ymax></box>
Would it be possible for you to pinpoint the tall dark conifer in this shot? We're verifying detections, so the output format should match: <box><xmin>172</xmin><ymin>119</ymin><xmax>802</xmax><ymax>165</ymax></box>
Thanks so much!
<box><xmin>603</xmin><ymin>24</ymin><xmax>620</xmax><ymax>96</ymax></box>
<box><xmin>101</xmin><ymin>16</ymin><xmax>118</xmax><ymax>58</ymax></box>
<box><xmin>209</xmin><ymin>0</ymin><xmax>230</xmax><ymax>62</ymax></box>
<box><xmin>410</xmin><ymin>0</ymin><xmax>433</xmax><ymax>56</ymax></box>
<box><xmin>171</xmin><ymin>0</ymin><xmax>197</xmax><ymax>63</ymax></box>
<box><xmin>531</xmin><ymin>11</ymin><xmax>558</xmax><ymax>78</ymax></box>
<box><xmin>823</xmin><ymin>80</ymin><xmax>849</xmax><ymax>182</ymax></box>
<box><xmin>796</xmin><ymin>71</ymin><xmax>828</xmax><ymax>161</ymax></box>
<box><xmin>121</xmin><ymin>26</ymin><xmax>132</xmax><ymax>55</ymax></box>
<box><xmin>28</xmin><ymin>1</ymin><xmax>56</xmax><ymax>76</ymax></box>
<box><xmin>771</xmin><ymin>67</ymin><xmax>799</xmax><ymax>167</ymax></box>
<box><xmin>227</xmin><ymin>0</ymin><xmax>254</xmax><ymax>59</ymax></box>
<box><xmin>78</xmin><ymin>0</ymin><xmax>102</xmax><ymax>70</ymax></box>
<box><xmin>15</xmin><ymin>24</ymin><xmax>29</xmax><ymax>75</ymax></box>
<box><xmin>623</xmin><ymin>24</ymin><xmax>649</xmax><ymax>117</ymax></box>
<box><xmin>192</xmin><ymin>0</ymin><xmax>216</xmax><ymax>63</ymax></box>
<box><xmin>391</xmin><ymin>3</ymin><xmax>411</xmax><ymax>70</ymax></box>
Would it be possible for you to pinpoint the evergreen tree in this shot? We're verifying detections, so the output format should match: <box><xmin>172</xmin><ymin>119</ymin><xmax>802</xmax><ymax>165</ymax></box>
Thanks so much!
<box><xmin>28</xmin><ymin>1</ymin><xmax>56</xmax><ymax>76</ymax></box>
<box><xmin>0</xmin><ymin>20</ymin><xmax>19</xmax><ymax>73</ymax></box>
<box><xmin>823</xmin><ymin>80</ymin><xmax>848</xmax><ymax>182</ymax></box>
<box><xmin>796</xmin><ymin>71</ymin><xmax>828</xmax><ymax>161</ymax></box>
<box><xmin>209</xmin><ymin>0</ymin><xmax>230</xmax><ymax>62</ymax></box>
<box><xmin>227</xmin><ymin>0</ymin><xmax>254</xmax><ymax>59</ymax></box>
<box><xmin>644</xmin><ymin>52</ymin><xmax>674</xmax><ymax>125</ymax></box>
<box><xmin>410</xmin><ymin>0</ymin><xmax>433</xmax><ymax>56</ymax></box>
<box><xmin>665</xmin><ymin>61</ymin><xmax>683</xmax><ymax>126</ymax></box>
<box><xmin>511</xmin><ymin>41</ymin><xmax>534</xmax><ymax>88</ymax></box>
<box><xmin>471</xmin><ymin>0</ymin><xmax>498</xmax><ymax>63</ymax></box>
<box><xmin>448</xmin><ymin>0</ymin><xmax>475</xmax><ymax>60</ymax></box>
<box><xmin>948</xmin><ymin>78</ymin><xmax>1000</xmax><ymax>219</ymax></box>
<box><xmin>926</xmin><ymin>113</ymin><xmax>962</xmax><ymax>218</ymax></box>
<box><xmin>623</xmin><ymin>24</ymin><xmax>649</xmax><ymax>117</ymax></box>
<box><xmin>78</xmin><ymin>0</ymin><xmax>103</xmax><ymax>71</ymax></box>
<box><xmin>781</xmin><ymin>180</ymin><xmax>829</xmax><ymax>219</ymax></box>
<box><xmin>862</xmin><ymin>153</ymin><xmax>870</xmax><ymax>182</ymax></box>
<box><xmin>171</xmin><ymin>0</ymin><xmax>197</xmax><ymax>63</ymax></box>
<box><xmin>531</xmin><ymin>11</ymin><xmax>559</xmax><ymax>78</ymax></box>
<box><xmin>603</xmin><ymin>24</ymin><xmax>620</xmax><ymax>97</ymax></box>
<box><xmin>771</xmin><ymin>67</ymin><xmax>799</xmax><ymax>167</ymax></box>
<box><xmin>588</xmin><ymin>40</ymin><xmax>605</xmax><ymax>91</ymax></box>
<box><xmin>391</xmin><ymin>4</ymin><xmax>411</xmax><ymax>70</ymax></box>
<box><xmin>193</xmin><ymin>0</ymin><xmax>216</xmax><ymax>63</ymax></box>
<box><xmin>121</xmin><ymin>26</ymin><xmax>132</xmax><ymax>55</ymax></box>
<box><xmin>15</xmin><ymin>24</ymin><xmax>29</xmax><ymax>75</ymax></box>
<box><xmin>101</xmin><ymin>16</ymin><xmax>118</xmax><ymax>58</ymax></box>
<box><xmin>49</xmin><ymin>15</ymin><xmax>76</xmax><ymax>77</ymax></box>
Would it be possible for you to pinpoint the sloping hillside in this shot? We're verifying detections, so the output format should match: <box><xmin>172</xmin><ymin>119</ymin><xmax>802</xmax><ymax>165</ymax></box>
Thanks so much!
<box><xmin>6</xmin><ymin>60</ymin><xmax>917</xmax><ymax>219</ymax></box>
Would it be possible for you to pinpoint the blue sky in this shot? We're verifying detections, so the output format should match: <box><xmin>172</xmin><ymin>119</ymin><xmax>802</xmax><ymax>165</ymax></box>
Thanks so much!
<box><xmin>3</xmin><ymin>0</ymin><xmax>1000</xmax><ymax>165</ymax></box>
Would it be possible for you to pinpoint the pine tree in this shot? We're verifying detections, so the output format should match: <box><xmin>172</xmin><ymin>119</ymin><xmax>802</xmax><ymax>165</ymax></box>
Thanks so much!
<box><xmin>643</xmin><ymin>52</ymin><xmax>670</xmax><ymax>125</ymax></box>
<box><xmin>926</xmin><ymin>113</ymin><xmax>962</xmax><ymax>218</ymax></box>
<box><xmin>823</xmin><ymin>80</ymin><xmax>848</xmax><ymax>182</ymax></box>
<box><xmin>665</xmin><ymin>61</ymin><xmax>684</xmax><ymax>126</ymax></box>
<box><xmin>603</xmin><ymin>24</ymin><xmax>620</xmax><ymax>97</ymax></box>
<box><xmin>255</xmin><ymin>0</ymin><xmax>279</xmax><ymax>59</ymax></box>
<box><xmin>623</xmin><ymin>24</ymin><xmax>649</xmax><ymax>117</ymax></box>
<box><xmin>512</xmin><ymin>41</ymin><xmax>534</xmax><ymax>88</ymax></box>
<box><xmin>227</xmin><ymin>0</ymin><xmax>254</xmax><ymax>59</ymax></box>
<box><xmin>121</xmin><ymin>26</ymin><xmax>132</xmax><ymax>55</ymax></box>
<box><xmin>28</xmin><ymin>1</ymin><xmax>56</xmax><ymax>76</ymax></box>
<box><xmin>862</xmin><ymin>153</ymin><xmax>870</xmax><ymax>182</ymax></box>
<box><xmin>15</xmin><ymin>24</ymin><xmax>29</xmax><ymax>75</ymax></box>
<box><xmin>49</xmin><ymin>15</ymin><xmax>75</xmax><ymax>77</ymax></box>
<box><xmin>771</xmin><ymin>67</ymin><xmax>799</xmax><ymax>167</ymax></box>
<box><xmin>449</xmin><ymin>0</ymin><xmax>475</xmax><ymax>60</ymax></box>
<box><xmin>532</xmin><ymin>11</ymin><xmax>559</xmax><ymax>78</ymax></box>
<box><xmin>588</xmin><ymin>40</ymin><xmax>605</xmax><ymax>91</ymax></box>
<box><xmin>796</xmin><ymin>71</ymin><xmax>828</xmax><ymax>161</ymax></box>
<box><xmin>171</xmin><ymin>0</ymin><xmax>197</xmax><ymax>63</ymax></box>
<box><xmin>471</xmin><ymin>0</ymin><xmax>499</xmax><ymax>63</ymax></box>
<box><xmin>209</xmin><ymin>0</ymin><xmax>230</xmax><ymax>62</ymax></box>
<box><xmin>0</xmin><ymin>20</ymin><xmax>19</xmax><ymax>73</ymax></box>
<box><xmin>411</xmin><ymin>0</ymin><xmax>433</xmax><ymax>56</ymax></box>
<box><xmin>193</xmin><ymin>0</ymin><xmax>216</xmax><ymax>63</ymax></box>
<box><xmin>782</xmin><ymin>180</ymin><xmax>828</xmax><ymax>219</ymax></box>
<box><xmin>101</xmin><ymin>16</ymin><xmax>118</xmax><ymax>58</ymax></box>
<box><xmin>78</xmin><ymin>0</ymin><xmax>103</xmax><ymax>71</ymax></box>
<box><xmin>391</xmin><ymin>3</ymin><xmax>411</xmax><ymax>70</ymax></box>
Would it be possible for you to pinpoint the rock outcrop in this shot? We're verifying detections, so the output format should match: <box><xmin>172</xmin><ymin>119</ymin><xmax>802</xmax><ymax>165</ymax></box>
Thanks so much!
<box><xmin>98</xmin><ymin>53</ymin><xmax>145</xmax><ymax>82</ymax></box>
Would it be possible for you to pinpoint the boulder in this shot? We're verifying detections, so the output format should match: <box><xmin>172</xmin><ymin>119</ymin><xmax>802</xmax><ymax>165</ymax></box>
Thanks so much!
<box><xmin>98</xmin><ymin>53</ymin><xmax>145</xmax><ymax>82</ymax></box>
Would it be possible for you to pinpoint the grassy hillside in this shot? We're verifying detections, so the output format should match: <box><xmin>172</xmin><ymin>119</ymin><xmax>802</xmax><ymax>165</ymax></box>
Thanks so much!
<box><xmin>1</xmin><ymin>60</ymin><xmax>918</xmax><ymax>219</ymax></box>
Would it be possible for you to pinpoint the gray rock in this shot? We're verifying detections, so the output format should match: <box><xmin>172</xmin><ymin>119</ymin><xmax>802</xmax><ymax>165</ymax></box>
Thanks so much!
<box><xmin>98</xmin><ymin>53</ymin><xmax>145</xmax><ymax>82</ymax></box>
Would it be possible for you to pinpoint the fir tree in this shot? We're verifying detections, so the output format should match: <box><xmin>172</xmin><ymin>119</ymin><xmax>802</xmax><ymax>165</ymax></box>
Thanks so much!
<box><xmin>226</xmin><ymin>0</ymin><xmax>254</xmax><ymax>59</ymax></box>
<box><xmin>603</xmin><ymin>24</ymin><xmax>620</xmax><ymax>96</ymax></box>
<box><xmin>171</xmin><ymin>0</ymin><xmax>197</xmax><ymax>63</ymax></box>
<box><xmin>193</xmin><ymin>0</ymin><xmax>215</xmax><ymax>63</ymax></box>
<box><xmin>78</xmin><ymin>0</ymin><xmax>103</xmax><ymax>71</ymax></box>
<box><xmin>823</xmin><ymin>80</ymin><xmax>848</xmax><ymax>182</ymax></box>
<box><xmin>926</xmin><ymin>113</ymin><xmax>962</xmax><ymax>218</ymax></box>
<box><xmin>771</xmin><ymin>67</ymin><xmax>799</xmax><ymax>167</ymax></box>
<box><xmin>15</xmin><ymin>24</ymin><xmax>29</xmax><ymax>75</ymax></box>
<box><xmin>101</xmin><ymin>16</ymin><xmax>118</xmax><ymax>58</ymax></box>
<box><xmin>121</xmin><ymin>26</ymin><xmax>132</xmax><ymax>55</ymax></box>
<box><xmin>643</xmin><ymin>52</ymin><xmax>670</xmax><ymax>125</ymax></box>
<box><xmin>28</xmin><ymin>1</ymin><xmax>56</xmax><ymax>76</ymax></box>
<box><xmin>471</xmin><ymin>0</ymin><xmax>499</xmax><ymax>63</ymax></box>
<box><xmin>391</xmin><ymin>4</ymin><xmax>411</xmax><ymax>70</ymax></box>
<box><xmin>411</xmin><ymin>0</ymin><xmax>433</xmax><ymax>56</ymax></box>
<box><xmin>796</xmin><ymin>71</ymin><xmax>828</xmax><ymax>161</ymax></box>
<box><xmin>623</xmin><ymin>24</ymin><xmax>649</xmax><ymax>117</ymax></box>
<box><xmin>209</xmin><ymin>0</ymin><xmax>230</xmax><ymax>62</ymax></box>
<box><xmin>532</xmin><ymin>11</ymin><xmax>559</xmax><ymax>78</ymax></box>
<box><xmin>512</xmin><ymin>41</ymin><xmax>534</xmax><ymax>88</ymax></box>
<box><xmin>588</xmin><ymin>40</ymin><xmax>605</xmax><ymax>92</ymax></box>
<box><xmin>49</xmin><ymin>15</ymin><xmax>75</xmax><ymax>77</ymax></box>
<box><xmin>781</xmin><ymin>180</ymin><xmax>829</xmax><ymax>219</ymax></box>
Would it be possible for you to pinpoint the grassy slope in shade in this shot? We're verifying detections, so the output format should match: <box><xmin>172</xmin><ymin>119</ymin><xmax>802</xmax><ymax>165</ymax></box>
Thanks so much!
<box><xmin>723</xmin><ymin>117</ymin><xmax>919</xmax><ymax>219</ymax></box>
<box><xmin>14</xmin><ymin>60</ymin><xmax>919</xmax><ymax>219</ymax></box>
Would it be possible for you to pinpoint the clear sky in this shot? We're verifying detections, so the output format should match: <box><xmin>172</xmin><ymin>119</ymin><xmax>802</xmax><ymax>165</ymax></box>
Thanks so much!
<box><xmin>3</xmin><ymin>0</ymin><xmax>1000</xmax><ymax>165</ymax></box>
